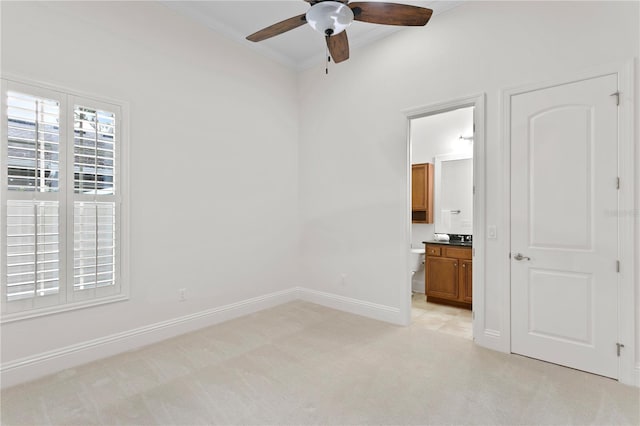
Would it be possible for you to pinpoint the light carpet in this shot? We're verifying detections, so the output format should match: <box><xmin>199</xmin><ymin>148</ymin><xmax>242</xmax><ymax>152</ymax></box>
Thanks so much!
<box><xmin>1</xmin><ymin>301</ymin><xmax>639</xmax><ymax>425</ymax></box>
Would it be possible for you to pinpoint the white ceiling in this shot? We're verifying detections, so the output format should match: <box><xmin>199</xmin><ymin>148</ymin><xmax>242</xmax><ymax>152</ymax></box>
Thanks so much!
<box><xmin>161</xmin><ymin>1</ymin><xmax>463</xmax><ymax>71</ymax></box>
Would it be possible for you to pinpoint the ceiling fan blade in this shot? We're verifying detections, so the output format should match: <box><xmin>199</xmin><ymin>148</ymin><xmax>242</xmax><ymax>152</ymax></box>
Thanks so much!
<box><xmin>246</xmin><ymin>13</ymin><xmax>307</xmax><ymax>42</ymax></box>
<box><xmin>349</xmin><ymin>2</ymin><xmax>433</xmax><ymax>26</ymax></box>
<box><xmin>326</xmin><ymin>31</ymin><xmax>350</xmax><ymax>63</ymax></box>
<box><xmin>303</xmin><ymin>0</ymin><xmax>349</xmax><ymax>3</ymax></box>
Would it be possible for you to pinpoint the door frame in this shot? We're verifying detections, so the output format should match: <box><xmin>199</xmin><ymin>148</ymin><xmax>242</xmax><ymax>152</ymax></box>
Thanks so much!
<box><xmin>501</xmin><ymin>61</ymin><xmax>637</xmax><ymax>386</ymax></box>
<box><xmin>403</xmin><ymin>94</ymin><xmax>486</xmax><ymax>341</ymax></box>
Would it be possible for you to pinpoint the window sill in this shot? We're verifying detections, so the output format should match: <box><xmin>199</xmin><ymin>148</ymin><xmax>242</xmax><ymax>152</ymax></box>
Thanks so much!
<box><xmin>1</xmin><ymin>294</ymin><xmax>129</xmax><ymax>324</ymax></box>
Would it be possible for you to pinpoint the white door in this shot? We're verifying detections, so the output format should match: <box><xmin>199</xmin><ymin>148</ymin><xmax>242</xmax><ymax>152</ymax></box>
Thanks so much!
<box><xmin>510</xmin><ymin>74</ymin><xmax>619</xmax><ymax>379</ymax></box>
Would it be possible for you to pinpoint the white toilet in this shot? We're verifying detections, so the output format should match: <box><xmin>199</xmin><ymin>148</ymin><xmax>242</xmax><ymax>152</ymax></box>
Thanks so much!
<box><xmin>410</xmin><ymin>248</ymin><xmax>425</xmax><ymax>294</ymax></box>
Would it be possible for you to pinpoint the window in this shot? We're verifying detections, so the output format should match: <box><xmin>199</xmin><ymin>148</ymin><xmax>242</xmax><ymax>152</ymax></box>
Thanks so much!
<box><xmin>1</xmin><ymin>80</ymin><xmax>128</xmax><ymax>321</ymax></box>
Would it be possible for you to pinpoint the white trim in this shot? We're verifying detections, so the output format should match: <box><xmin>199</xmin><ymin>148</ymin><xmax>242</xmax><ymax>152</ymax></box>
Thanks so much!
<box><xmin>296</xmin><ymin>287</ymin><xmax>403</xmax><ymax>325</ymax></box>
<box><xmin>0</xmin><ymin>288</ymin><xmax>299</xmax><ymax>388</ymax></box>
<box><xmin>0</xmin><ymin>73</ymin><xmax>131</xmax><ymax>112</ymax></box>
<box><xmin>0</xmin><ymin>79</ymin><xmax>5</xmax><ymax>311</ymax></box>
<box><xmin>633</xmin><ymin>364</ymin><xmax>640</xmax><ymax>388</ymax></box>
<box><xmin>501</xmin><ymin>60</ymin><xmax>637</xmax><ymax>385</ymax></box>
<box><xmin>480</xmin><ymin>329</ymin><xmax>504</xmax><ymax>352</ymax></box>
<box><xmin>499</xmin><ymin>77</ymin><xmax>515</xmax><ymax>354</ymax></box>
<box><xmin>403</xmin><ymin>94</ymin><xmax>487</xmax><ymax>346</ymax></box>
<box><xmin>402</xmin><ymin>110</ymin><xmax>413</xmax><ymax>327</ymax></box>
<box><xmin>616</xmin><ymin>60</ymin><xmax>637</xmax><ymax>387</ymax></box>
<box><xmin>1</xmin><ymin>294</ymin><xmax>129</xmax><ymax>324</ymax></box>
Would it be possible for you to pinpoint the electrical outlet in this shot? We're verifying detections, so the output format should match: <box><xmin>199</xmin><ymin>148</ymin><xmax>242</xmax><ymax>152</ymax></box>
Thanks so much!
<box><xmin>179</xmin><ymin>288</ymin><xmax>187</xmax><ymax>302</ymax></box>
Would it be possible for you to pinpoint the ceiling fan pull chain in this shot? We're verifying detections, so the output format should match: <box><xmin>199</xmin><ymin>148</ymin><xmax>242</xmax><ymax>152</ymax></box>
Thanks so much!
<box><xmin>325</xmin><ymin>45</ymin><xmax>330</xmax><ymax>75</ymax></box>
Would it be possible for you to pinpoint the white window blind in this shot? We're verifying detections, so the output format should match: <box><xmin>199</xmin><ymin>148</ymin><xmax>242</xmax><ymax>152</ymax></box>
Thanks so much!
<box><xmin>74</xmin><ymin>201</ymin><xmax>115</xmax><ymax>291</ymax></box>
<box><xmin>72</xmin><ymin>104</ymin><xmax>117</xmax><ymax>296</ymax></box>
<box><xmin>4</xmin><ymin>89</ymin><xmax>62</xmax><ymax>307</ymax></box>
<box><xmin>2</xmin><ymin>79</ymin><xmax>127</xmax><ymax>320</ymax></box>
<box><xmin>6</xmin><ymin>91</ymin><xmax>60</xmax><ymax>192</ymax></box>
<box><xmin>74</xmin><ymin>106</ymin><xmax>115</xmax><ymax>195</ymax></box>
<box><xmin>6</xmin><ymin>200</ymin><xmax>60</xmax><ymax>301</ymax></box>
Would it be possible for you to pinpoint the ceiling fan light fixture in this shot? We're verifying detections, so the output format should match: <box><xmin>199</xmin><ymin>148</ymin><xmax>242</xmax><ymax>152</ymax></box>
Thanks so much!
<box><xmin>306</xmin><ymin>1</ymin><xmax>354</xmax><ymax>36</ymax></box>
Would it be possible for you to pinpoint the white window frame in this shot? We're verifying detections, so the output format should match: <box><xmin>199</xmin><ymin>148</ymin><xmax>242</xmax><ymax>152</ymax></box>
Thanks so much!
<box><xmin>1</xmin><ymin>77</ymin><xmax>129</xmax><ymax>323</ymax></box>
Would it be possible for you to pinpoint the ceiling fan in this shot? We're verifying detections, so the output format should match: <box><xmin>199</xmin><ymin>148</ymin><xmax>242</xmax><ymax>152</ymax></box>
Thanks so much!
<box><xmin>246</xmin><ymin>0</ymin><xmax>433</xmax><ymax>64</ymax></box>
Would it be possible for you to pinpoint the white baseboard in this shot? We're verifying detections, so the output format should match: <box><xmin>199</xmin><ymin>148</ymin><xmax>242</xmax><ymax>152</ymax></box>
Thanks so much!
<box><xmin>0</xmin><ymin>288</ymin><xmax>298</xmax><ymax>389</ymax></box>
<box><xmin>474</xmin><ymin>328</ymin><xmax>509</xmax><ymax>353</ymax></box>
<box><xmin>296</xmin><ymin>287</ymin><xmax>403</xmax><ymax>325</ymax></box>
<box><xmin>625</xmin><ymin>364</ymin><xmax>640</xmax><ymax>387</ymax></box>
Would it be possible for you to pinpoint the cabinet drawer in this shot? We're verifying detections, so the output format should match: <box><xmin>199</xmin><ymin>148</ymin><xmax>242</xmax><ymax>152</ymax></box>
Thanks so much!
<box><xmin>425</xmin><ymin>245</ymin><xmax>442</xmax><ymax>256</ymax></box>
<box><xmin>444</xmin><ymin>247</ymin><xmax>472</xmax><ymax>260</ymax></box>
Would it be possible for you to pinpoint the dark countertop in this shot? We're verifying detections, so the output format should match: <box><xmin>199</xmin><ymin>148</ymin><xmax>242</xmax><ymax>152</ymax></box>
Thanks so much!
<box><xmin>423</xmin><ymin>240</ymin><xmax>472</xmax><ymax>247</ymax></box>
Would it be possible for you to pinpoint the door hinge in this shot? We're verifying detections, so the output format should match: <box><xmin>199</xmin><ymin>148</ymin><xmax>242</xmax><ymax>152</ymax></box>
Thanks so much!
<box><xmin>472</xmin><ymin>311</ymin><xmax>475</xmax><ymax>320</ymax></box>
<box><xmin>616</xmin><ymin>177</ymin><xmax>620</xmax><ymax>190</ymax></box>
<box><xmin>617</xmin><ymin>342</ymin><xmax>625</xmax><ymax>357</ymax></box>
<box><xmin>616</xmin><ymin>260</ymin><xmax>620</xmax><ymax>273</ymax></box>
<box><xmin>610</xmin><ymin>91</ymin><xmax>620</xmax><ymax>106</ymax></box>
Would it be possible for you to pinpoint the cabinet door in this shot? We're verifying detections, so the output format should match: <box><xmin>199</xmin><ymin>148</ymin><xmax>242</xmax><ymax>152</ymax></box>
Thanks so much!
<box><xmin>460</xmin><ymin>260</ymin><xmax>473</xmax><ymax>303</ymax></box>
<box><xmin>426</xmin><ymin>257</ymin><xmax>459</xmax><ymax>300</ymax></box>
<box><xmin>411</xmin><ymin>163</ymin><xmax>434</xmax><ymax>223</ymax></box>
<box><xmin>411</xmin><ymin>165</ymin><xmax>427</xmax><ymax>210</ymax></box>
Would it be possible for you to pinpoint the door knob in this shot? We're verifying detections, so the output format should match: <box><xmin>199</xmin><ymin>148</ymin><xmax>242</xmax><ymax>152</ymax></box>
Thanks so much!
<box><xmin>513</xmin><ymin>253</ymin><xmax>531</xmax><ymax>261</ymax></box>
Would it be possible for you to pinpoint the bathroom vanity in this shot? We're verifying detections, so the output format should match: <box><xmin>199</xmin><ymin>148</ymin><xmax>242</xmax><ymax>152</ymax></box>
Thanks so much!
<box><xmin>423</xmin><ymin>241</ymin><xmax>472</xmax><ymax>309</ymax></box>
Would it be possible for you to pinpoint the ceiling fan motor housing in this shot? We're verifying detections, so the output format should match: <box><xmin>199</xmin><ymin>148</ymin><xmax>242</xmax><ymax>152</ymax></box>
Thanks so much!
<box><xmin>306</xmin><ymin>1</ymin><xmax>354</xmax><ymax>36</ymax></box>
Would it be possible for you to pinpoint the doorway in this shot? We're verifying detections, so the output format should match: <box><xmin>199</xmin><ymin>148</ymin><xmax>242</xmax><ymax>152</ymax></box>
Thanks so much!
<box><xmin>405</xmin><ymin>95</ymin><xmax>485</xmax><ymax>340</ymax></box>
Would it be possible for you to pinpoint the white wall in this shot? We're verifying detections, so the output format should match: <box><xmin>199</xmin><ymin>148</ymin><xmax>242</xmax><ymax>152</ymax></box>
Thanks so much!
<box><xmin>410</xmin><ymin>106</ymin><xmax>473</xmax><ymax>249</ymax></box>
<box><xmin>1</xmin><ymin>1</ymin><xmax>300</xmax><ymax>379</ymax></box>
<box><xmin>298</xmin><ymin>0</ymin><xmax>639</xmax><ymax>380</ymax></box>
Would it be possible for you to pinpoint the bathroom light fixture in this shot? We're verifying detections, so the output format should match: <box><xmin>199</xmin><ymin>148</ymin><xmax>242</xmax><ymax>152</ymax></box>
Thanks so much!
<box><xmin>305</xmin><ymin>1</ymin><xmax>354</xmax><ymax>37</ymax></box>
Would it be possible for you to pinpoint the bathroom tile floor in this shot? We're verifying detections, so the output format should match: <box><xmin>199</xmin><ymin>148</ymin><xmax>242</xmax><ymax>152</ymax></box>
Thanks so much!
<box><xmin>411</xmin><ymin>294</ymin><xmax>473</xmax><ymax>340</ymax></box>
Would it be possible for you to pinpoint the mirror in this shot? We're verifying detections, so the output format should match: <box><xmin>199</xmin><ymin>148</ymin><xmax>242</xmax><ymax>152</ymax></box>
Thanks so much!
<box><xmin>434</xmin><ymin>153</ymin><xmax>473</xmax><ymax>235</ymax></box>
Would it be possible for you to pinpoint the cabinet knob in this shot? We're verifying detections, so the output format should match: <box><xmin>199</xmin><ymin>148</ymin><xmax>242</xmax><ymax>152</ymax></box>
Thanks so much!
<box><xmin>462</xmin><ymin>264</ymin><xmax>466</xmax><ymax>268</ymax></box>
<box><xmin>454</xmin><ymin>263</ymin><xmax>457</xmax><ymax>267</ymax></box>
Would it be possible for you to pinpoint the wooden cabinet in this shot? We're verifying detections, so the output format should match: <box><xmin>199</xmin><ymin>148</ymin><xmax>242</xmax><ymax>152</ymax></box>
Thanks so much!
<box><xmin>425</xmin><ymin>243</ymin><xmax>472</xmax><ymax>309</ymax></box>
<box><xmin>461</xmin><ymin>260</ymin><xmax>473</xmax><ymax>303</ymax></box>
<box><xmin>411</xmin><ymin>163</ymin><xmax>433</xmax><ymax>223</ymax></box>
